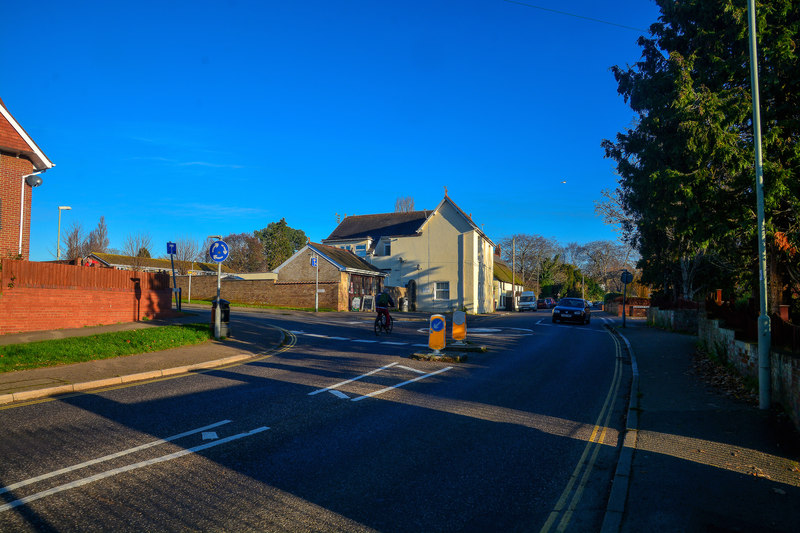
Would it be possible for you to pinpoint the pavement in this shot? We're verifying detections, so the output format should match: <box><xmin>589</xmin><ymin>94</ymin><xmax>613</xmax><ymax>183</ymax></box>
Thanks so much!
<box><xmin>1</xmin><ymin>309</ymin><xmax>798</xmax><ymax>531</ymax></box>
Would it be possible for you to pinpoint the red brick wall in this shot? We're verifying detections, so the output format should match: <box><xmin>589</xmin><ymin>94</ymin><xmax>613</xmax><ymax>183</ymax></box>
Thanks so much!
<box><xmin>0</xmin><ymin>154</ymin><xmax>34</xmax><ymax>259</ymax></box>
<box><xmin>0</xmin><ymin>260</ymin><xmax>173</xmax><ymax>335</ymax></box>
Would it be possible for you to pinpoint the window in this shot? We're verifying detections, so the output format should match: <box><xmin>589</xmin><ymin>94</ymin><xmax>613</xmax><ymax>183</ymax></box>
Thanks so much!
<box><xmin>355</xmin><ymin>244</ymin><xmax>367</xmax><ymax>257</ymax></box>
<box><xmin>384</xmin><ymin>242</ymin><xmax>391</xmax><ymax>256</ymax></box>
<box><xmin>434</xmin><ymin>282</ymin><xmax>450</xmax><ymax>300</ymax></box>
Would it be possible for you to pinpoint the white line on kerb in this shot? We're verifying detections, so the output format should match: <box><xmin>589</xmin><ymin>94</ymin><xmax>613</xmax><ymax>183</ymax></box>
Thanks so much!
<box><xmin>0</xmin><ymin>426</ymin><xmax>269</xmax><ymax>513</ymax></box>
<box><xmin>351</xmin><ymin>366</ymin><xmax>453</xmax><ymax>402</ymax></box>
<box><xmin>308</xmin><ymin>362</ymin><xmax>399</xmax><ymax>396</ymax></box>
<box><xmin>0</xmin><ymin>420</ymin><xmax>232</xmax><ymax>496</ymax></box>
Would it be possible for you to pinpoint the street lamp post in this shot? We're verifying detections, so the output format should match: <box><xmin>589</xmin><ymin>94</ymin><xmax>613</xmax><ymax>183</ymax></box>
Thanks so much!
<box><xmin>747</xmin><ymin>0</ymin><xmax>771</xmax><ymax>410</ymax></box>
<box><xmin>57</xmin><ymin>206</ymin><xmax>71</xmax><ymax>260</ymax></box>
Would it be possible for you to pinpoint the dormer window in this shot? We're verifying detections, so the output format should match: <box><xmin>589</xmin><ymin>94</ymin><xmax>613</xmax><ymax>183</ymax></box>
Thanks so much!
<box><xmin>384</xmin><ymin>242</ymin><xmax>391</xmax><ymax>256</ymax></box>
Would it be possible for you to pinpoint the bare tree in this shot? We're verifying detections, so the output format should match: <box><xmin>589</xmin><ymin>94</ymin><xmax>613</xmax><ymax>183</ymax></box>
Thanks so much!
<box><xmin>122</xmin><ymin>232</ymin><xmax>153</xmax><ymax>271</ymax></box>
<box><xmin>223</xmin><ymin>232</ymin><xmax>266</xmax><ymax>273</ymax></box>
<box><xmin>62</xmin><ymin>222</ymin><xmax>88</xmax><ymax>260</ymax></box>
<box><xmin>86</xmin><ymin>216</ymin><xmax>110</xmax><ymax>253</ymax></box>
<box><xmin>173</xmin><ymin>236</ymin><xmax>202</xmax><ymax>274</ymax></box>
<box><xmin>394</xmin><ymin>197</ymin><xmax>415</xmax><ymax>212</ymax></box>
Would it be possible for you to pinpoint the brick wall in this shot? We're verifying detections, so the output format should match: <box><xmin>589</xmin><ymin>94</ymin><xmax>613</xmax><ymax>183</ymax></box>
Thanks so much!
<box><xmin>176</xmin><ymin>275</ymin><xmax>346</xmax><ymax>311</ymax></box>
<box><xmin>0</xmin><ymin>260</ymin><xmax>172</xmax><ymax>335</ymax></box>
<box><xmin>0</xmin><ymin>154</ymin><xmax>34</xmax><ymax>259</ymax></box>
<box><xmin>693</xmin><ymin>313</ymin><xmax>800</xmax><ymax>433</ymax></box>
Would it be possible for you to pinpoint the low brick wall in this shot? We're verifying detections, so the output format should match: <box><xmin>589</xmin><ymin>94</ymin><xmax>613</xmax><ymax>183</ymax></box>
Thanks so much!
<box><xmin>647</xmin><ymin>307</ymin><xmax>699</xmax><ymax>333</ymax></box>
<box><xmin>606</xmin><ymin>300</ymin><xmax>650</xmax><ymax>317</ymax></box>
<box><xmin>0</xmin><ymin>260</ymin><xmax>172</xmax><ymax>335</ymax></box>
<box><xmin>696</xmin><ymin>314</ymin><xmax>800</xmax><ymax>432</ymax></box>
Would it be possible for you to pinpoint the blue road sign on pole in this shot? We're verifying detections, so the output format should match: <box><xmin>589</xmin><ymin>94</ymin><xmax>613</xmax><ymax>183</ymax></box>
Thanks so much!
<box><xmin>209</xmin><ymin>240</ymin><xmax>229</xmax><ymax>263</ymax></box>
<box><xmin>166</xmin><ymin>242</ymin><xmax>177</xmax><ymax>255</ymax></box>
<box><xmin>311</xmin><ymin>257</ymin><xmax>317</xmax><ymax>267</ymax></box>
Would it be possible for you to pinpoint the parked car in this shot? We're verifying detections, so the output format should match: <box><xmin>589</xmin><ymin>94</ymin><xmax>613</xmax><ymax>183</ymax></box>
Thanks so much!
<box><xmin>518</xmin><ymin>291</ymin><xmax>537</xmax><ymax>311</ymax></box>
<box><xmin>552</xmin><ymin>298</ymin><xmax>592</xmax><ymax>324</ymax></box>
<box><xmin>538</xmin><ymin>297</ymin><xmax>556</xmax><ymax>309</ymax></box>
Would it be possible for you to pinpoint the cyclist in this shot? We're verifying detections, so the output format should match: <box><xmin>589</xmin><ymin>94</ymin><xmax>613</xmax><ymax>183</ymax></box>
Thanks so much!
<box><xmin>375</xmin><ymin>288</ymin><xmax>395</xmax><ymax>329</ymax></box>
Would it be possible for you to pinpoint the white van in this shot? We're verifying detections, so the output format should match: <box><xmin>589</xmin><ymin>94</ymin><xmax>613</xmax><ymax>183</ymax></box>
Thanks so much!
<box><xmin>518</xmin><ymin>291</ymin><xmax>537</xmax><ymax>311</ymax></box>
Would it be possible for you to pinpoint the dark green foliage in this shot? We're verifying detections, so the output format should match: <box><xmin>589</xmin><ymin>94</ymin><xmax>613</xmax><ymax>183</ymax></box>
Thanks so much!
<box><xmin>256</xmin><ymin>218</ymin><xmax>308</xmax><ymax>270</ymax></box>
<box><xmin>603</xmin><ymin>0</ymin><xmax>800</xmax><ymax>304</ymax></box>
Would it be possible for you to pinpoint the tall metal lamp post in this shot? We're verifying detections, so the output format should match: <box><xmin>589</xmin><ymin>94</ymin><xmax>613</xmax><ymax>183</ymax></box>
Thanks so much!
<box><xmin>56</xmin><ymin>206</ymin><xmax>71</xmax><ymax>260</ymax></box>
<box><xmin>747</xmin><ymin>0</ymin><xmax>771</xmax><ymax>410</ymax></box>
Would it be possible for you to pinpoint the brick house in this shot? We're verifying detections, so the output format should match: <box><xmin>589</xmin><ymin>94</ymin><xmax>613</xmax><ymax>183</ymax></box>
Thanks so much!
<box><xmin>0</xmin><ymin>98</ymin><xmax>54</xmax><ymax>260</ymax></box>
<box><xmin>274</xmin><ymin>242</ymin><xmax>386</xmax><ymax>311</ymax></box>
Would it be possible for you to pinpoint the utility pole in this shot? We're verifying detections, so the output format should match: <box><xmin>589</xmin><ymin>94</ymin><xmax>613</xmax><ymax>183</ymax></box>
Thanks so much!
<box><xmin>511</xmin><ymin>236</ymin><xmax>516</xmax><ymax>311</ymax></box>
<box><xmin>747</xmin><ymin>0</ymin><xmax>771</xmax><ymax>410</ymax></box>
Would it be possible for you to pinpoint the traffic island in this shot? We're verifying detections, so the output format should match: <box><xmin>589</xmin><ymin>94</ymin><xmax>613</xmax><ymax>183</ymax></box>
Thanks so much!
<box><xmin>410</xmin><ymin>341</ymin><xmax>487</xmax><ymax>363</ymax></box>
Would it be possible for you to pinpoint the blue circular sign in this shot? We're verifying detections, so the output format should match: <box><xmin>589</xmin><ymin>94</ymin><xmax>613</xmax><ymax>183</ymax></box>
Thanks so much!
<box><xmin>209</xmin><ymin>240</ymin><xmax>229</xmax><ymax>263</ymax></box>
<box><xmin>431</xmin><ymin>318</ymin><xmax>445</xmax><ymax>332</ymax></box>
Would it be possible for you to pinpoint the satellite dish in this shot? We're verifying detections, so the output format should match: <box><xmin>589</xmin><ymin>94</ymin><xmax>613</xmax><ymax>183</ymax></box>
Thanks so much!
<box><xmin>25</xmin><ymin>174</ymin><xmax>43</xmax><ymax>187</ymax></box>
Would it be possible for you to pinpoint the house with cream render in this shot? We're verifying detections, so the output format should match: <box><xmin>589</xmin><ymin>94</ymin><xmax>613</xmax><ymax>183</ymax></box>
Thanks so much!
<box><xmin>323</xmin><ymin>194</ymin><xmax>495</xmax><ymax>313</ymax></box>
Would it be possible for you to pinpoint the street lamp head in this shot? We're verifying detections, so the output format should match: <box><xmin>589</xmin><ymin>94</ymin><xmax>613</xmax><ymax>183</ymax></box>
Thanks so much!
<box><xmin>58</xmin><ymin>206</ymin><xmax>72</xmax><ymax>211</ymax></box>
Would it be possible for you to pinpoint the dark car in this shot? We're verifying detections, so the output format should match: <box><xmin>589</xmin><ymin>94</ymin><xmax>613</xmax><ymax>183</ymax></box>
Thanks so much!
<box><xmin>552</xmin><ymin>298</ymin><xmax>591</xmax><ymax>324</ymax></box>
<box><xmin>537</xmin><ymin>297</ymin><xmax>556</xmax><ymax>310</ymax></box>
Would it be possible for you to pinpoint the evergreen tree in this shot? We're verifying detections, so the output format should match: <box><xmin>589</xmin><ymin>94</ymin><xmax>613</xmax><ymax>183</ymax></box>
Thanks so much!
<box><xmin>603</xmin><ymin>0</ymin><xmax>799</xmax><ymax>304</ymax></box>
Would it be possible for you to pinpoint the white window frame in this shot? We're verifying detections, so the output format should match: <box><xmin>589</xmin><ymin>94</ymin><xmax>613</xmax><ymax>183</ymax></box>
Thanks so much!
<box><xmin>434</xmin><ymin>281</ymin><xmax>450</xmax><ymax>301</ymax></box>
<box><xmin>355</xmin><ymin>244</ymin><xmax>367</xmax><ymax>257</ymax></box>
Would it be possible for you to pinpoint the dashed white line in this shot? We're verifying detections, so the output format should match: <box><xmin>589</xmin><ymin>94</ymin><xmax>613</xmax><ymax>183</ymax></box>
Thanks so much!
<box><xmin>380</xmin><ymin>341</ymin><xmax>408</xmax><ymax>346</ymax></box>
<box><xmin>0</xmin><ymin>426</ymin><xmax>269</xmax><ymax>513</ymax></box>
<box><xmin>351</xmin><ymin>366</ymin><xmax>454</xmax><ymax>402</ymax></box>
<box><xmin>396</xmin><ymin>365</ymin><xmax>427</xmax><ymax>374</ymax></box>
<box><xmin>308</xmin><ymin>362</ymin><xmax>399</xmax><ymax>396</ymax></box>
<box><xmin>0</xmin><ymin>420</ymin><xmax>232</xmax><ymax>496</ymax></box>
<box><xmin>328</xmin><ymin>390</ymin><xmax>350</xmax><ymax>399</ymax></box>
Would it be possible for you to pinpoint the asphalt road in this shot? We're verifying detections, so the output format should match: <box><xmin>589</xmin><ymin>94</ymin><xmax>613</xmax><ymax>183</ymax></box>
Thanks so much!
<box><xmin>0</xmin><ymin>309</ymin><xmax>630</xmax><ymax>532</ymax></box>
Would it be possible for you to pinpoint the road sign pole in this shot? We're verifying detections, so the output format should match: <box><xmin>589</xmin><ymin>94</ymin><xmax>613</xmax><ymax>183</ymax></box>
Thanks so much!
<box><xmin>215</xmin><ymin>262</ymin><xmax>221</xmax><ymax>339</ymax></box>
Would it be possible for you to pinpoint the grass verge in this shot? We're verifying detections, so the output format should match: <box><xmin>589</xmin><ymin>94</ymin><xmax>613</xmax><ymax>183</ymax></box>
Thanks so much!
<box><xmin>0</xmin><ymin>323</ymin><xmax>211</xmax><ymax>373</ymax></box>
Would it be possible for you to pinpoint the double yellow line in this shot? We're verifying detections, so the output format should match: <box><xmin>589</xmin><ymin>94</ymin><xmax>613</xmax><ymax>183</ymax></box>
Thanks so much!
<box><xmin>540</xmin><ymin>331</ymin><xmax>624</xmax><ymax>532</ymax></box>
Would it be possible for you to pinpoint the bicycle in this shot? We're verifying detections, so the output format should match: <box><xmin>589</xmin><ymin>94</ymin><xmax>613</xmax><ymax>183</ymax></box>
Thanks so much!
<box><xmin>374</xmin><ymin>312</ymin><xmax>393</xmax><ymax>335</ymax></box>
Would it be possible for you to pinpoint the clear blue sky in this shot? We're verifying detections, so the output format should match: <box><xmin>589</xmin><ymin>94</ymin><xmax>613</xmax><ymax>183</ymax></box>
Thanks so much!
<box><xmin>2</xmin><ymin>0</ymin><xmax>660</xmax><ymax>261</ymax></box>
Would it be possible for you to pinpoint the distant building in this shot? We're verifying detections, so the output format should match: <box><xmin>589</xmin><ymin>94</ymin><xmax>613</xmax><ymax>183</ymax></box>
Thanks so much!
<box><xmin>0</xmin><ymin>98</ymin><xmax>54</xmax><ymax>260</ymax></box>
<box><xmin>87</xmin><ymin>252</ymin><xmax>229</xmax><ymax>274</ymax></box>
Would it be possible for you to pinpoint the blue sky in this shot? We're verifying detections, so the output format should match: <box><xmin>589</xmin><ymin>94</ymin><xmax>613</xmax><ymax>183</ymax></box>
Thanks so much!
<box><xmin>2</xmin><ymin>0</ymin><xmax>661</xmax><ymax>261</ymax></box>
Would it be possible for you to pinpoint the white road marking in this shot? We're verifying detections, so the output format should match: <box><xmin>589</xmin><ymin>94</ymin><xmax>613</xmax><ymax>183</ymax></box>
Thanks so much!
<box><xmin>0</xmin><ymin>426</ymin><xmax>269</xmax><ymax>513</ymax></box>
<box><xmin>380</xmin><ymin>341</ymin><xmax>408</xmax><ymax>346</ymax></box>
<box><xmin>304</xmin><ymin>333</ymin><xmax>329</xmax><ymax>338</ymax></box>
<box><xmin>353</xmin><ymin>339</ymin><xmax>378</xmax><ymax>343</ymax></box>
<box><xmin>327</xmin><ymin>337</ymin><xmax>350</xmax><ymax>341</ymax></box>
<box><xmin>328</xmin><ymin>390</ymin><xmax>350</xmax><ymax>399</ymax></box>
<box><xmin>0</xmin><ymin>420</ymin><xmax>232</xmax><ymax>496</ymax></box>
<box><xmin>201</xmin><ymin>432</ymin><xmax>218</xmax><ymax>440</ymax></box>
<box><xmin>308</xmin><ymin>362</ymin><xmax>399</xmax><ymax>396</ymax></box>
<box><xmin>396</xmin><ymin>365</ymin><xmax>426</xmax><ymax>374</ymax></box>
<box><xmin>351</xmin><ymin>367</ymin><xmax>454</xmax><ymax>402</ymax></box>
<box><xmin>413</xmin><ymin>344</ymin><xmax>429</xmax><ymax>348</ymax></box>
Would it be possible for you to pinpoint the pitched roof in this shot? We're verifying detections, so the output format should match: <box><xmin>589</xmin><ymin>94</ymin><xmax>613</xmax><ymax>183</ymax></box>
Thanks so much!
<box><xmin>89</xmin><ymin>253</ymin><xmax>231</xmax><ymax>273</ymax></box>
<box><xmin>308</xmin><ymin>243</ymin><xmax>385</xmax><ymax>274</ymax></box>
<box><xmin>493</xmin><ymin>259</ymin><xmax>516</xmax><ymax>284</ymax></box>
<box><xmin>324</xmin><ymin>211</ymin><xmax>433</xmax><ymax>243</ymax></box>
<box><xmin>0</xmin><ymin>97</ymin><xmax>54</xmax><ymax>171</ymax></box>
<box><xmin>323</xmin><ymin>195</ymin><xmax>495</xmax><ymax>248</ymax></box>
